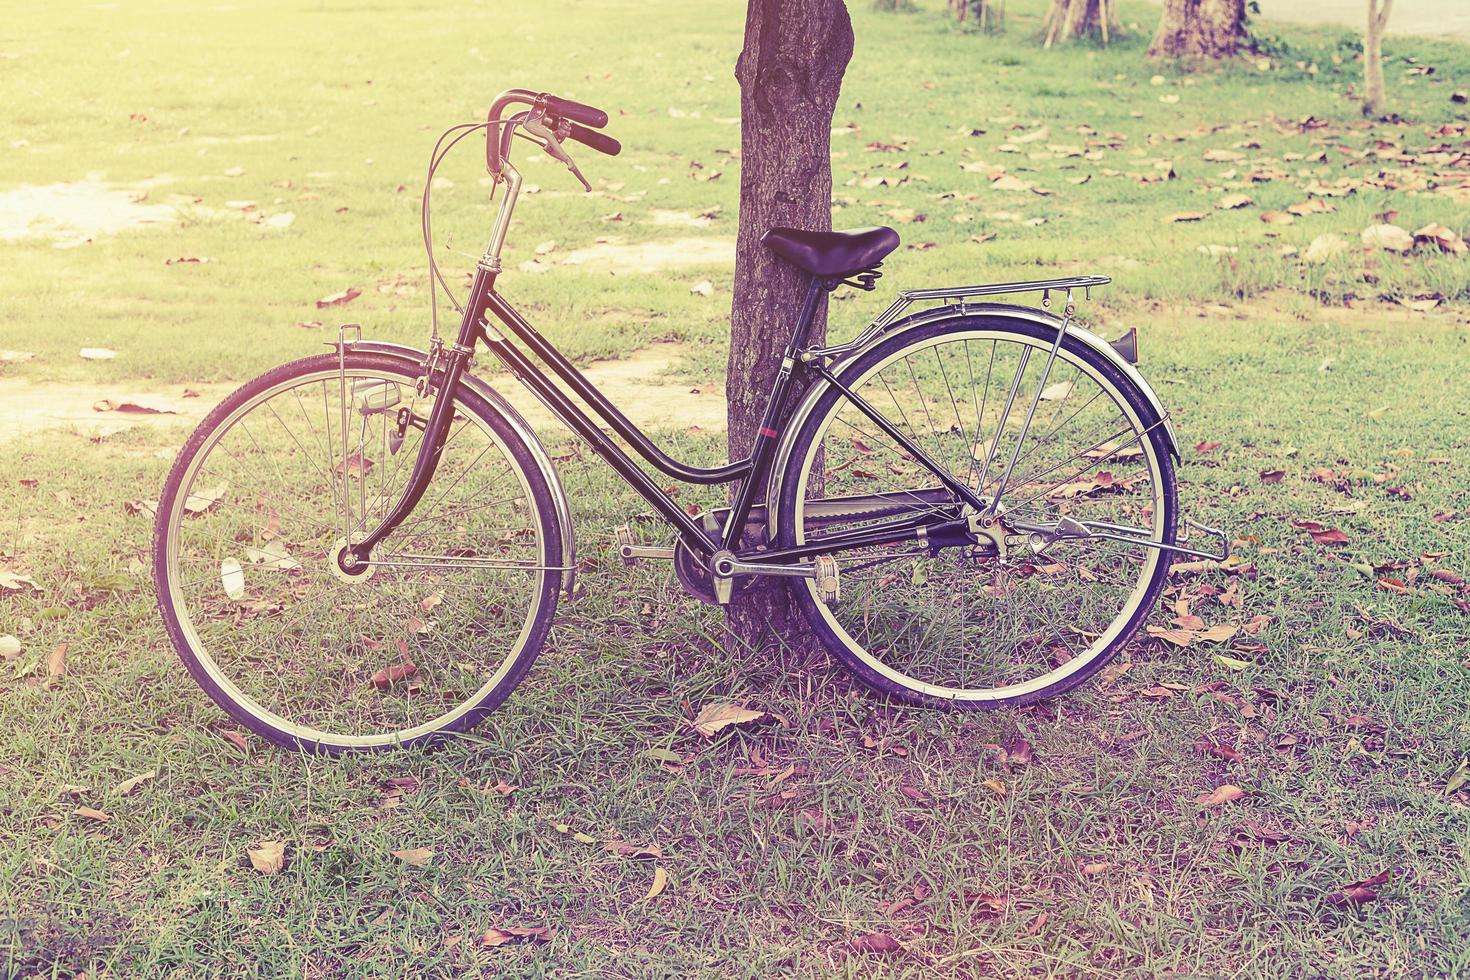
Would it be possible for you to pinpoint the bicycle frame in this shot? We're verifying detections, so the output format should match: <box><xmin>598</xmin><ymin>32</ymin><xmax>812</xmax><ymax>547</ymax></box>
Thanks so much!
<box><xmin>343</xmin><ymin>142</ymin><xmax>1229</xmax><ymax>579</ymax></box>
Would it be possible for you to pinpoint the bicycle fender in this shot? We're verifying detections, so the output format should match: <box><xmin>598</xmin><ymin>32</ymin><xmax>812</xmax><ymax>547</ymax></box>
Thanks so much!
<box><xmin>765</xmin><ymin>304</ymin><xmax>1181</xmax><ymax>541</ymax></box>
<box><xmin>339</xmin><ymin>340</ymin><xmax>578</xmax><ymax>596</ymax></box>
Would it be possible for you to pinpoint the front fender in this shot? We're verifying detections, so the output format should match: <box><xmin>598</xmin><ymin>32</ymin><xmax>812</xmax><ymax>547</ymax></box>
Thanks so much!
<box><xmin>339</xmin><ymin>340</ymin><xmax>577</xmax><ymax>596</ymax></box>
<box><xmin>766</xmin><ymin>304</ymin><xmax>1181</xmax><ymax>540</ymax></box>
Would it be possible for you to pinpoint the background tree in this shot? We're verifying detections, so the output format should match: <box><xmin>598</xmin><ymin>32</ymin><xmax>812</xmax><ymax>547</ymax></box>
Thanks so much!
<box><xmin>726</xmin><ymin>0</ymin><xmax>853</xmax><ymax>652</ymax></box>
<box><xmin>1041</xmin><ymin>0</ymin><xmax>1119</xmax><ymax>48</ymax></box>
<box><xmin>951</xmin><ymin>0</ymin><xmax>1004</xmax><ymax>33</ymax></box>
<box><xmin>1362</xmin><ymin>0</ymin><xmax>1394</xmax><ymax>115</ymax></box>
<box><xmin>1148</xmin><ymin>0</ymin><xmax>1247</xmax><ymax>60</ymax></box>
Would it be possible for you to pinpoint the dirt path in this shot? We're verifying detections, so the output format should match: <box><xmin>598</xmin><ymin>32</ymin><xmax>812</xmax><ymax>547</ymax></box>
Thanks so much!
<box><xmin>0</xmin><ymin>343</ymin><xmax>725</xmax><ymax>445</ymax></box>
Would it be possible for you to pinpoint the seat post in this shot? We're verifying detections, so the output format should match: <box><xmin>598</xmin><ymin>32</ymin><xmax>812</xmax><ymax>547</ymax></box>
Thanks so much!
<box><xmin>787</xmin><ymin>275</ymin><xmax>828</xmax><ymax>353</ymax></box>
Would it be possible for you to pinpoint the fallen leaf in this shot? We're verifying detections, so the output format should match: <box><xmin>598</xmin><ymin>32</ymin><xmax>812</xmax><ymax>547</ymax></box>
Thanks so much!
<box><xmin>0</xmin><ymin>635</ymin><xmax>19</xmax><ymax>660</ymax></box>
<box><xmin>606</xmin><ymin>841</ymin><xmax>663</xmax><ymax>860</ymax></box>
<box><xmin>114</xmin><ymin>770</ymin><xmax>156</xmax><ymax>796</ymax></box>
<box><xmin>1197</xmin><ymin>784</ymin><xmax>1245</xmax><ymax>807</ymax></box>
<box><xmin>1216</xmin><ymin>193</ymin><xmax>1253</xmax><ymax>210</ymax></box>
<box><xmin>79</xmin><ymin>347</ymin><xmax>117</xmax><ymax>360</ymax></box>
<box><xmin>221</xmin><ymin>730</ymin><xmax>250</xmax><ymax>753</ymax></box>
<box><xmin>1302</xmin><ymin>233</ymin><xmax>1351</xmax><ymax>264</ymax></box>
<box><xmin>0</xmin><ymin>350</ymin><xmax>36</xmax><ymax>363</ymax></box>
<box><xmin>1361</xmin><ymin>224</ymin><xmax>1414</xmax><ymax>253</ymax></box>
<box><xmin>1445</xmin><ymin>757</ymin><xmax>1470</xmax><ymax>794</ymax></box>
<box><xmin>1003</xmin><ymin>736</ymin><xmax>1033</xmax><ymax>766</ymax></box>
<box><xmin>1325</xmin><ymin>868</ymin><xmax>1391</xmax><ymax>907</ymax></box>
<box><xmin>852</xmin><ymin>932</ymin><xmax>904</xmax><ymax>954</ymax></box>
<box><xmin>47</xmin><ymin>642</ymin><xmax>68</xmax><ymax>678</ymax></box>
<box><xmin>689</xmin><ymin>279</ymin><xmax>714</xmax><ymax>297</ymax></box>
<box><xmin>1260</xmin><ymin>210</ymin><xmax>1295</xmax><ymax>225</ymax></box>
<box><xmin>220</xmin><ymin>559</ymin><xmax>246</xmax><ymax>600</ymax></box>
<box><xmin>371</xmin><ymin>660</ymin><xmax>418</xmax><ymax>689</ymax></box>
<box><xmin>691</xmin><ymin>702</ymin><xmax>764</xmax><ymax>738</ymax></box>
<box><xmin>644</xmin><ymin>866</ymin><xmax>669</xmax><ymax>900</ymax></box>
<box><xmin>184</xmin><ymin>481</ymin><xmax>228</xmax><ymax>514</ymax></box>
<box><xmin>391</xmin><ymin>847</ymin><xmax>434</xmax><ymax>866</ymax></box>
<box><xmin>75</xmin><ymin>806</ymin><xmax>112</xmax><ymax>823</ymax></box>
<box><xmin>1082</xmin><ymin>861</ymin><xmax>1110</xmax><ymax>876</ymax></box>
<box><xmin>1260</xmin><ymin>469</ymin><xmax>1285</xmax><ymax>483</ymax></box>
<box><xmin>0</xmin><ymin>569</ymin><xmax>42</xmax><ymax>592</ymax></box>
<box><xmin>481</xmin><ymin>925</ymin><xmax>553</xmax><ymax>947</ymax></box>
<box><xmin>248</xmin><ymin>840</ymin><xmax>286</xmax><ymax>875</ymax></box>
<box><xmin>316</xmin><ymin>288</ymin><xmax>361</xmax><ymax>308</ymax></box>
<box><xmin>1164</xmin><ymin>211</ymin><xmax>1206</xmax><ymax>223</ymax></box>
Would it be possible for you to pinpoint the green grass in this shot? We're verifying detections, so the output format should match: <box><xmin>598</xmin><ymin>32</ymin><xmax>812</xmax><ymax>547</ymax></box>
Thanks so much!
<box><xmin>3</xmin><ymin>0</ymin><xmax>1470</xmax><ymax>977</ymax></box>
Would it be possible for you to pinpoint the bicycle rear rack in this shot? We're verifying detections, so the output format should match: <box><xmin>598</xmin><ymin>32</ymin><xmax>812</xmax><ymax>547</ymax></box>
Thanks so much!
<box><xmin>804</xmin><ymin>274</ymin><xmax>1112</xmax><ymax>364</ymax></box>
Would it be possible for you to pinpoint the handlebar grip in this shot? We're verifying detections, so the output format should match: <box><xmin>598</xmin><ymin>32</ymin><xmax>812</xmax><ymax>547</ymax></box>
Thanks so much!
<box><xmin>566</xmin><ymin>123</ymin><xmax>621</xmax><ymax>157</ymax></box>
<box><xmin>543</xmin><ymin>94</ymin><xmax>608</xmax><ymax>129</ymax></box>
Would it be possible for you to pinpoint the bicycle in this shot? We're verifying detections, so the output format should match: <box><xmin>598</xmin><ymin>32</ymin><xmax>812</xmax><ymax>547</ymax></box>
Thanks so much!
<box><xmin>152</xmin><ymin>88</ymin><xmax>1230</xmax><ymax>753</ymax></box>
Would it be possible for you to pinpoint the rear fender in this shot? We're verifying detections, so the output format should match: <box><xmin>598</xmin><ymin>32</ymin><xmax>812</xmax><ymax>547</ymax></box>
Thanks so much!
<box><xmin>339</xmin><ymin>340</ymin><xmax>577</xmax><ymax>596</ymax></box>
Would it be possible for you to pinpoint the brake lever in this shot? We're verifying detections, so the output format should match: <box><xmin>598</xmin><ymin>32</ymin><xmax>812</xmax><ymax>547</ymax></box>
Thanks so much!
<box><xmin>524</xmin><ymin>113</ymin><xmax>592</xmax><ymax>193</ymax></box>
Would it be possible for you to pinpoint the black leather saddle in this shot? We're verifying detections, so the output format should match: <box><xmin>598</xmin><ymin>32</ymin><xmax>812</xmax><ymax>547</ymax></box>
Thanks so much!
<box><xmin>761</xmin><ymin>225</ymin><xmax>900</xmax><ymax>279</ymax></box>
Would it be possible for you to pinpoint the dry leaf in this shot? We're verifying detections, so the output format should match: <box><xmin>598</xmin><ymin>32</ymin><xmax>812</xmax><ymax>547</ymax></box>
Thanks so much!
<box><xmin>1164</xmin><ymin>211</ymin><xmax>1206</xmax><ymax>223</ymax></box>
<box><xmin>79</xmin><ymin>347</ymin><xmax>117</xmax><ymax>360</ymax></box>
<box><xmin>47</xmin><ymin>642</ymin><xmax>68</xmax><ymax>678</ymax></box>
<box><xmin>1216</xmin><ymin>193</ymin><xmax>1253</xmax><ymax>210</ymax></box>
<box><xmin>391</xmin><ymin>847</ymin><xmax>434</xmax><ymax>866</ymax></box>
<box><xmin>75</xmin><ymin>806</ymin><xmax>112</xmax><ymax>823</ymax></box>
<box><xmin>852</xmin><ymin>932</ymin><xmax>904</xmax><ymax>953</ymax></box>
<box><xmin>0</xmin><ymin>569</ymin><xmax>43</xmax><ymax>592</ymax></box>
<box><xmin>1197</xmin><ymin>784</ymin><xmax>1245</xmax><ymax>807</ymax></box>
<box><xmin>482</xmin><ymin>925</ymin><xmax>553</xmax><ymax>947</ymax></box>
<box><xmin>248</xmin><ymin>840</ymin><xmax>286</xmax><ymax>875</ymax></box>
<box><xmin>371</xmin><ymin>660</ymin><xmax>418</xmax><ymax>689</ymax></box>
<box><xmin>644</xmin><ymin>866</ymin><xmax>669</xmax><ymax>900</ymax></box>
<box><xmin>689</xmin><ymin>279</ymin><xmax>714</xmax><ymax>297</ymax></box>
<box><xmin>316</xmin><ymin>287</ymin><xmax>361</xmax><ymax>308</ymax></box>
<box><xmin>114</xmin><ymin>770</ymin><xmax>156</xmax><ymax>796</ymax></box>
<box><xmin>0</xmin><ymin>635</ymin><xmax>20</xmax><ymax>661</ymax></box>
<box><xmin>1260</xmin><ymin>210</ymin><xmax>1294</xmax><ymax>225</ymax></box>
<box><xmin>1325</xmin><ymin>868</ymin><xmax>1391</xmax><ymax>907</ymax></box>
<box><xmin>691</xmin><ymin>703</ymin><xmax>764</xmax><ymax>738</ymax></box>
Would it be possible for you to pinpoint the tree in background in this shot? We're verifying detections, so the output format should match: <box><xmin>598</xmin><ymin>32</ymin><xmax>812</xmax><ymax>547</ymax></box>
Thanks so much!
<box><xmin>726</xmin><ymin>0</ymin><xmax>854</xmax><ymax>651</ymax></box>
<box><xmin>1362</xmin><ymin>0</ymin><xmax>1394</xmax><ymax>115</ymax></box>
<box><xmin>951</xmin><ymin>0</ymin><xmax>1005</xmax><ymax>33</ymax></box>
<box><xmin>1148</xmin><ymin>0</ymin><xmax>1248</xmax><ymax>60</ymax></box>
<box><xmin>1041</xmin><ymin>0</ymin><xmax>1119</xmax><ymax>48</ymax></box>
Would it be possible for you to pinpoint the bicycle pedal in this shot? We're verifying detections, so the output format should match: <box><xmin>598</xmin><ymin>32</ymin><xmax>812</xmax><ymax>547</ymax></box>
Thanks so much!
<box><xmin>613</xmin><ymin>525</ymin><xmax>638</xmax><ymax>566</ymax></box>
<box><xmin>813</xmin><ymin>554</ymin><xmax>840</xmax><ymax>604</ymax></box>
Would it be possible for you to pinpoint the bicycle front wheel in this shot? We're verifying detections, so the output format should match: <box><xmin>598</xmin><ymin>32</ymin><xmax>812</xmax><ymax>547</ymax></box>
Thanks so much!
<box><xmin>153</xmin><ymin>352</ymin><xmax>562</xmax><ymax>753</ymax></box>
<box><xmin>776</xmin><ymin>315</ymin><xmax>1177</xmax><ymax>708</ymax></box>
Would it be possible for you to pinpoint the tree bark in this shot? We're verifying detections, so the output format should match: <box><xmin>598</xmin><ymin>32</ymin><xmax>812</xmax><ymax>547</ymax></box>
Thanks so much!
<box><xmin>1041</xmin><ymin>0</ymin><xmax>1119</xmax><ymax>48</ymax></box>
<box><xmin>1362</xmin><ymin>0</ymin><xmax>1393</xmax><ymax>116</ymax></box>
<box><xmin>725</xmin><ymin>0</ymin><xmax>853</xmax><ymax>654</ymax></box>
<box><xmin>1147</xmin><ymin>0</ymin><xmax>1247</xmax><ymax>60</ymax></box>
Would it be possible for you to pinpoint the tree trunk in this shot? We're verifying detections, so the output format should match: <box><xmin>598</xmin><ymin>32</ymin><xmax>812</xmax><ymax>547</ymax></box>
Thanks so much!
<box><xmin>726</xmin><ymin>0</ymin><xmax>853</xmax><ymax>654</ymax></box>
<box><xmin>1147</xmin><ymin>0</ymin><xmax>1247</xmax><ymax>60</ymax></box>
<box><xmin>1041</xmin><ymin>0</ymin><xmax>1119</xmax><ymax>48</ymax></box>
<box><xmin>1362</xmin><ymin>0</ymin><xmax>1393</xmax><ymax>116</ymax></box>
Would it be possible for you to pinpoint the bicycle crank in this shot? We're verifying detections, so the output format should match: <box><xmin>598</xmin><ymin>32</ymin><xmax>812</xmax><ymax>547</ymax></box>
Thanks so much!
<box><xmin>709</xmin><ymin>550</ymin><xmax>841</xmax><ymax>605</ymax></box>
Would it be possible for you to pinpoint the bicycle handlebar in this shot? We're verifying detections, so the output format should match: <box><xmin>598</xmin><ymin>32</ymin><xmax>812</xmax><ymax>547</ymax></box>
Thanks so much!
<box><xmin>566</xmin><ymin>122</ymin><xmax>621</xmax><ymax>158</ymax></box>
<box><xmin>543</xmin><ymin>95</ymin><xmax>607</xmax><ymax>129</ymax></box>
<box><xmin>485</xmin><ymin>88</ymin><xmax>617</xmax><ymax>178</ymax></box>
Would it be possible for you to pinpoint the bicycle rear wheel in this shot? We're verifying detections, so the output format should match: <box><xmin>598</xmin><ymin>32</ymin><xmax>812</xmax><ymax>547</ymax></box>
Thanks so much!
<box><xmin>153</xmin><ymin>352</ymin><xmax>561</xmax><ymax>753</ymax></box>
<box><xmin>776</xmin><ymin>315</ymin><xmax>1177</xmax><ymax>708</ymax></box>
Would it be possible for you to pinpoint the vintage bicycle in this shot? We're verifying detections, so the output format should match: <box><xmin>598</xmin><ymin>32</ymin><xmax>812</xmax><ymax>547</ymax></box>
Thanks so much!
<box><xmin>152</xmin><ymin>89</ymin><xmax>1229</xmax><ymax>753</ymax></box>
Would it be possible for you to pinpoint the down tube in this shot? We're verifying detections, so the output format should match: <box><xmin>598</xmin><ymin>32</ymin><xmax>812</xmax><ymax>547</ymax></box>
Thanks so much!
<box><xmin>474</xmin><ymin>324</ymin><xmax>719</xmax><ymax>554</ymax></box>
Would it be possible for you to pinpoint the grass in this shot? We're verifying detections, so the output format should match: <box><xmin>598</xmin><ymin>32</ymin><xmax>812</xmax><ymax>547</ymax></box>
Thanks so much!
<box><xmin>2</xmin><ymin>0</ymin><xmax>1469</xmax><ymax>976</ymax></box>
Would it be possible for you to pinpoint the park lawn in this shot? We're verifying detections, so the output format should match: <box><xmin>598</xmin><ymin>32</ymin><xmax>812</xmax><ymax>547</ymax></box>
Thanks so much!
<box><xmin>2</xmin><ymin>0</ymin><xmax>1469</xmax><ymax>976</ymax></box>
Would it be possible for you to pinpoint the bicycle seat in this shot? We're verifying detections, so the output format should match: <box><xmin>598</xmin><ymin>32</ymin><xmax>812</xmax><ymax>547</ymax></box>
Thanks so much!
<box><xmin>762</xmin><ymin>226</ymin><xmax>900</xmax><ymax>279</ymax></box>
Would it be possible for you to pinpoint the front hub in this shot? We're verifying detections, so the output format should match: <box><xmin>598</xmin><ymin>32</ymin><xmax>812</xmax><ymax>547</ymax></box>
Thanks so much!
<box><xmin>329</xmin><ymin>537</ymin><xmax>377</xmax><ymax>584</ymax></box>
